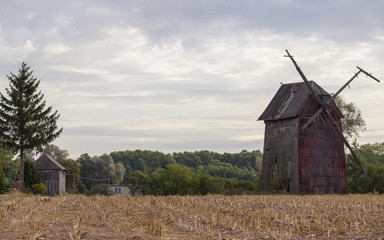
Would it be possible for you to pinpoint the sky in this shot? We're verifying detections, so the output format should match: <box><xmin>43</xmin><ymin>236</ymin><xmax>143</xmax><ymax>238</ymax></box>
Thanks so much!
<box><xmin>0</xmin><ymin>0</ymin><xmax>383</xmax><ymax>158</ymax></box>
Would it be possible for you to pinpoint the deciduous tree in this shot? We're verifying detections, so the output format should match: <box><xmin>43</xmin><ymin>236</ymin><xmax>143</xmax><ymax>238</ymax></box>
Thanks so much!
<box><xmin>334</xmin><ymin>95</ymin><xmax>366</xmax><ymax>142</ymax></box>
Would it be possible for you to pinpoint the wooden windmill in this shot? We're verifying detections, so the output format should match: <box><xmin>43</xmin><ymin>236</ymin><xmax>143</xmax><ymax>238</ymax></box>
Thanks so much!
<box><xmin>258</xmin><ymin>50</ymin><xmax>380</xmax><ymax>194</ymax></box>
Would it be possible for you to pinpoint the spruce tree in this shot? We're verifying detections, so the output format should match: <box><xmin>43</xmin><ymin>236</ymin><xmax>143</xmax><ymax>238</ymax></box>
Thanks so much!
<box><xmin>0</xmin><ymin>63</ymin><xmax>62</xmax><ymax>190</ymax></box>
<box><xmin>24</xmin><ymin>159</ymin><xmax>41</xmax><ymax>191</ymax></box>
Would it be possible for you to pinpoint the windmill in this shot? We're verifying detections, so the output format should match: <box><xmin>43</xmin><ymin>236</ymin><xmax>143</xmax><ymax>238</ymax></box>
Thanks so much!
<box><xmin>258</xmin><ymin>50</ymin><xmax>380</xmax><ymax>194</ymax></box>
<box><xmin>284</xmin><ymin>49</ymin><xmax>380</xmax><ymax>183</ymax></box>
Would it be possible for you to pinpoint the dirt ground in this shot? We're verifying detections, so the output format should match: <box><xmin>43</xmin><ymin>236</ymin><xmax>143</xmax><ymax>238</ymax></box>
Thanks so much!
<box><xmin>0</xmin><ymin>193</ymin><xmax>384</xmax><ymax>239</ymax></box>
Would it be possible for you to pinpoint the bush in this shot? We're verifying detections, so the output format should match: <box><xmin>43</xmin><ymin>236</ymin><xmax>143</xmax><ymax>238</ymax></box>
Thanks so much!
<box><xmin>32</xmin><ymin>183</ymin><xmax>47</xmax><ymax>195</ymax></box>
<box><xmin>0</xmin><ymin>170</ymin><xmax>10</xmax><ymax>194</ymax></box>
<box><xmin>89</xmin><ymin>183</ymin><xmax>114</xmax><ymax>196</ymax></box>
<box><xmin>272</xmin><ymin>174</ymin><xmax>287</xmax><ymax>192</ymax></box>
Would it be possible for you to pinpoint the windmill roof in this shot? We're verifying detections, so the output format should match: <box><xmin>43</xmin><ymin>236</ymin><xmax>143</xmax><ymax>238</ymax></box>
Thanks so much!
<box><xmin>35</xmin><ymin>154</ymin><xmax>66</xmax><ymax>171</ymax></box>
<box><xmin>258</xmin><ymin>81</ymin><xmax>330</xmax><ymax>121</ymax></box>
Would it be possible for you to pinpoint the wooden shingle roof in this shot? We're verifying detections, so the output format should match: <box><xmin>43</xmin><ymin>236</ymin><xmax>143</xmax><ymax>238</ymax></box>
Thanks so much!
<box><xmin>35</xmin><ymin>154</ymin><xmax>66</xmax><ymax>171</ymax></box>
<box><xmin>258</xmin><ymin>81</ymin><xmax>331</xmax><ymax>121</ymax></box>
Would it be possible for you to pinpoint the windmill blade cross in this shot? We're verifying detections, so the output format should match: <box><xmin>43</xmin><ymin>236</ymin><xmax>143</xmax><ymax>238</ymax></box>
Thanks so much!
<box><xmin>302</xmin><ymin>67</ymin><xmax>381</xmax><ymax>130</ymax></box>
<box><xmin>302</xmin><ymin>69</ymin><xmax>362</xmax><ymax>130</ymax></box>
<box><xmin>285</xmin><ymin>50</ymin><xmax>372</xmax><ymax>182</ymax></box>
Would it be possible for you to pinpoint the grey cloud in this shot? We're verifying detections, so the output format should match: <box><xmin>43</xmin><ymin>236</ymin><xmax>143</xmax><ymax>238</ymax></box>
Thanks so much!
<box><xmin>1</xmin><ymin>0</ymin><xmax>383</xmax><ymax>158</ymax></box>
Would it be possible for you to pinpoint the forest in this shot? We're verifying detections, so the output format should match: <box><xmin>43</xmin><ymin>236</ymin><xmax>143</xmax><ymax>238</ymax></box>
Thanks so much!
<box><xmin>0</xmin><ymin>146</ymin><xmax>263</xmax><ymax>195</ymax></box>
<box><xmin>1</xmin><ymin>142</ymin><xmax>384</xmax><ymax>196</ymax></box>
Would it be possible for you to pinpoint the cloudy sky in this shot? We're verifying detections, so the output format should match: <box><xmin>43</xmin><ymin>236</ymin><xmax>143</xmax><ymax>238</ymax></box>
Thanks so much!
<box><xmin>0</xmin><ymin>0</ymin><xmax>383</xmax><ymax>158</ymax></box>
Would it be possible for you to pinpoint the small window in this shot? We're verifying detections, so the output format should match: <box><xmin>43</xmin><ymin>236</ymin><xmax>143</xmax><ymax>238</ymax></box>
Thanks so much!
<box><xmin>114</xmin><ymin>188</ymin><xmax>122</xmax><ymax>194</ymax></box>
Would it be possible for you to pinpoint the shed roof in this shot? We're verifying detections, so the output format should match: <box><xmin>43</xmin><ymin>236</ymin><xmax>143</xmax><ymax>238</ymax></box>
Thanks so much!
<box><xmin>35</xmin><ymin>154</ymin><xmax>66</xmax><ymax>171</ymax></box>
<box><xmin>258</xmin><ymin>81</ymin><xmax>330</xmax><ymax>121</ymax></box>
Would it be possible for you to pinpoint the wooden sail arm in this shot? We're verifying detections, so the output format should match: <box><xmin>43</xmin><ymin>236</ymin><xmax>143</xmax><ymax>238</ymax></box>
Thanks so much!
<box><xmin>284</xmin><ymin>50</ymin><xmax>324</xmax><ymax>105</ymax></box>
<box><xmin>302</xmin><ymin>67</ymin><xmax>381</xmax><ymax>130</ymax></box>
<box><xmin>357</xmin><ymin>66</ymin><xmax>380</xmax><ymax>82</ymax></box>
<box><xmin>302</xmin><ymin>69</ymin><xmax>362</xmax><ymax>130</ymax></box>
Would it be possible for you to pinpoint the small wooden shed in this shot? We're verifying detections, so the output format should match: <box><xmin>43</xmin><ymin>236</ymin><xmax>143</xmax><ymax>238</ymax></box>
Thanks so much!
<box><xmin>258</xmin><ymin>81</ymin><xmax>348</xmax><ymax>194</ymax></box>
<box><xmin>35</xmin><ymin>154</ymin><xmax>66</xmax><ymax>195</ymax></box>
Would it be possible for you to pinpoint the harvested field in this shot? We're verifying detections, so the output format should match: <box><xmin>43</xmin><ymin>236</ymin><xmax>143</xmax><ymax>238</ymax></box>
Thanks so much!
<box><xmin>0</xmin><ymin>193</ymin><xmax>383</xmax><ymax>239</ymax></box>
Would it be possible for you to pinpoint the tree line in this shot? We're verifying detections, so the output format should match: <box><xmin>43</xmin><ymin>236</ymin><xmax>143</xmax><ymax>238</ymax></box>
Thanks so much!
<box><xmin>2</xmin><ymin>142</ymin><xmax>384</xmax><ymax>195</ymax></box>
<box><xmin>58</xmin><ymin>147</ymin><xmax>262</xmax><ymax>195</ymax></box>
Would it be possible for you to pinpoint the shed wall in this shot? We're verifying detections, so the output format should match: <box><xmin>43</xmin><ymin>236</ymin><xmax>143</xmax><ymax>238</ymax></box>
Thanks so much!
<box><xmin>36</xmin><ymin>169</ymin><xmax>66</xmax><ymax>195</ymax></box>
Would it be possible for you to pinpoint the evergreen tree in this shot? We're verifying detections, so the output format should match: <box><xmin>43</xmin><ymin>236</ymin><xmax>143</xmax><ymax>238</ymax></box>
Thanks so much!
<box><xmin>0</xmin><ymin>63</ymin><xmax>62</xmax><ymax>190</ymax></box>
<box><xmin>23</xmin><ymin>159</ymin><xmax>40</xmax><ymax>191</ymax></box>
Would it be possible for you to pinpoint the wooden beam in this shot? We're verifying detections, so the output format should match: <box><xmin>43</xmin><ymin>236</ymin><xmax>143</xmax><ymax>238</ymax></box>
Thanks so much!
<box><xmin>357</xmin><ymin>66</ymin><xmax>380</xmax><ymax>82</ymax></box>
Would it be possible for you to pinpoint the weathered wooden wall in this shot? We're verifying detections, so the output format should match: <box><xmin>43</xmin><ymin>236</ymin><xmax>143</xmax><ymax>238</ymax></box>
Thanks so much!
<box><xmin>297</xmin><ymin>96</ymin><xmax>348</xmax><ymax>194</ymax></box>
<box><xmin>261</xmin><ymin>118</ymin><xmax>299</xmax><ymax>194</ymax></box>
<box><xmin>36</xmin><ymin>169</ymin><xmax>66</xmax><ymax>196</ymax></box>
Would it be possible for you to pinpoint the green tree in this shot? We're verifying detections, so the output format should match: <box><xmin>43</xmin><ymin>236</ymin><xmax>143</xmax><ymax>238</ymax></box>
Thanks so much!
<box><xmin>110</xmin><ymin>149</ymin><xmax>176</xmax><ymax>174</ymax></box>
<box><xmin>43</xmin><ymin>144</ymin><xmax>69</xmax><ymax>161</ymax></box>
<box><xmin>0</xmin><ymin>170</ymin><xmax>9</xmax><ymax>194</ymax></box>
<box><xmin>23</xmin><ymin>159</ymin><xmax>40</xmax><ymax>191</ymax></box>
<box><xmin>77</xmin><ymin>153</ymin><xmax>98</xmax><ymax>190</ymax></box>
<box><xmin>0</xmin><ymin>140</ymin><xmax>10</xmax><ymax>193</ymax></box>
<box><xmin>94</xmin><ymin>154</ymin><xmax>115</xmax><ymax>179</ymax></box>
<box><xmin>59</xmin><ymin>158</ymin><xmax>86</xmax><ymax>193</ymax></box>
<box><xmin>347</xmin><ymin>142</ymin><xmax>384</xmax><ymax>193</ymax></box>
<box><xmin>173</xmin><ymin>151</ymin><xmax>203</xmax><ymax>168</ymax></box>
<box><xmin>334</xmin><ymin>95</ymin><xmax>366</xmax><ymax>142</ymax></box>
<box><xmin>0</xmin><ymin>63</ymin><xmax>62</xmax><ymax>190</ymax></box>
<box><xmin>125</xmin><ymin>170</ymin><xmax>150</xmax><ymax>196</ymax></box>
<box><xmin>89</xmin><ymin>183</ymin><xmax>114</xmax><ymax>196</ymax></box>
<box><xmin>113</xmin><ymin>162</ymin><xmax>125</xmax><ymax>184</ymax></box>
<box><xmin>78</xmin><ymin>153</ymin><xmax>126</xmax><ymax>190</ymax></box>
<box><xmin>197</xmin><ymin>172</ymin><xmax>226</xmax><ymax>195</ymax></box>
<box><xmin>150</xmin><ymin>164</ymin><xmax>199</xmax><ymax>195</ymax></box>
<box><xmin>3</xmin><ymin>157</ymin><xmax>18</xmax><ymax>188</ymax></box>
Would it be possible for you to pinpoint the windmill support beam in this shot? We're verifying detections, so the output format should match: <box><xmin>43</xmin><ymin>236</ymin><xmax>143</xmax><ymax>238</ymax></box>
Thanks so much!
<box><xmin>285</xmin><ymin>49</ymin><xmax>373</xmax><ymax>182</ymax></box>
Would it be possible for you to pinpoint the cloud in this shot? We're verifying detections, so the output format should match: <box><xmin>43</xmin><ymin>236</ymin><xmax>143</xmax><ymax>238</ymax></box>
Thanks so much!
<box><xmin>0</xmin><ymin>0</ymin><xmax>383</xmax><ymax>157</ymax></box>
<box><xmin>44</xmin><ymin>43</ymin><xmax>70</xmax><ymax>55</ymax></box>
<box><xmin>0</xmin><ymin>40</ymin><xmax>37</xmax><ymax>62</ymax></box>
<box><xmin>26</xmin><ymin>12</ymin><xmax>36</xmax><ymax>21</ymax></box>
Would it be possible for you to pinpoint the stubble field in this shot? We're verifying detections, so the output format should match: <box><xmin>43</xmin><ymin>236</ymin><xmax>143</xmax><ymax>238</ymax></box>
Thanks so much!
<box><xmin>0</xmin><ymin>193</ymin><xmax>383</xmax><ymax>239</ymax></box>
